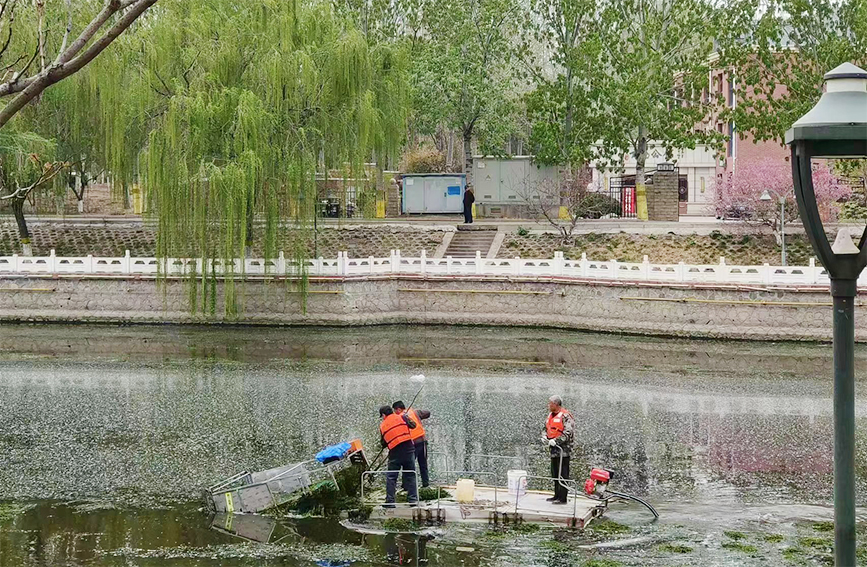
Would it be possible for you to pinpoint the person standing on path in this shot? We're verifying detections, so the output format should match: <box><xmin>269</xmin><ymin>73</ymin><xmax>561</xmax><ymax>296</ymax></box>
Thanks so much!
<box><xmin>379</xmin><ymin>405</ymin><xmax>418</xmax><ymax>507</ymax></box>
<box><xmin>462</xmin><ymin>185</ymin><xmax>475</xmax><ymax>224</ymax></box>
<box><xmin>393</xmin><ymin>400</ymin><xmax>431</xmax><ymax>487</ymax></box>
<box><xmin>542</xmin><ymin>395</ymin><xmax>574</xmax><ymax>504</ymax></box>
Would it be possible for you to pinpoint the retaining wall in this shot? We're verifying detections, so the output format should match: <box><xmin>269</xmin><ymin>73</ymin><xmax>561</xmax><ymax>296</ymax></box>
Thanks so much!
<box><xmin>0</xmin><ymin>274</ymin><xmax>857</xmax><ymax>342</ymax></box>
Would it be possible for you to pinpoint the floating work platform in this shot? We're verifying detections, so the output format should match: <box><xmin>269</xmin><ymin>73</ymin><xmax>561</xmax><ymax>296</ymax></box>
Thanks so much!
<box><xmin>364</xmin><ymin>485</ymin><xmax>608</xmax><ymax>529</ymax></box>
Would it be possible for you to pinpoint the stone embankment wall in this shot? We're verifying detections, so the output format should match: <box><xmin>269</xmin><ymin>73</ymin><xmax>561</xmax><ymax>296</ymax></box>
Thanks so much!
<box><xmin>0</xmin><ymin>274</ymin><xmax>854</xmax><ymax>342</ymax></box>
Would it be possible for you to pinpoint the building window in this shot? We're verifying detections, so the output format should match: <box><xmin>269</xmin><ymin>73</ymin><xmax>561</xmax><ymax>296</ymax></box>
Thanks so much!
<box><xmin>727</xmin><ymin>122</ymin><xmax>734</xmax><ymax>157</ymax></box>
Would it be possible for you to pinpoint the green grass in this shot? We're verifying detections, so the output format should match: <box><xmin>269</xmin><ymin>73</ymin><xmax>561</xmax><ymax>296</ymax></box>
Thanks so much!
<box><xmin>541</xmin><ymin>539</ymin><xmax>571</xmax><ymax>552</ymax></box>
<box><xmin>0</xmin><ymin>503</ymin><xmax>28</xmax><ymax>524</ymax></box>
<box><xmin>582</xmin><ymin>560</ymin><xmax>623</xmax><ymax>567</ymax></box>
<box><xmin>721</xmin><ymin>541</ymin><xmax>759</xmax><ymax>554</ymax></box>
<box><xmin>797</xmin><ymin>536</ymin><xmax>832</xmax><ymax>551</ymax></box>
<box><xmin>657</xmin><ymin>543</ymin><xmax>693</xmax><ymax>553</ymax></box>
<box><xmin>812</xmin><ymin>521</ymin><xmax>834</xmax><ymax>533</ymax></box>
<box><xmin>587</xmin><ymin>520</ymin><xmax>630</xmax><ymax>535</ymax></box>
<box><xmin>510</xmin><ymin>522</ymin><xmax>541</xmax><ymax>534</ymax></box>
<box><xmin>723</xmin><ymin>530</ymin><xmax>747</xmax><ymax>541</ymax></box>
<box><xmin>762</xmin><ymin>533</ymin><xmax>785</xmax><ymax>543</ymax></box>
<box><xmin>782</xmin><ymin>547</ymin><xmax>805</xmax><ymax>563</ymax></box>
<box><xmin>382</xmin><ymin>518</ymin><xmax>417</xmax><ymax>532</ymax></box>
<box><xmin>417</xmin><ymin>486</ymin><xmax>451</xmax><ymax>501</ymax></box>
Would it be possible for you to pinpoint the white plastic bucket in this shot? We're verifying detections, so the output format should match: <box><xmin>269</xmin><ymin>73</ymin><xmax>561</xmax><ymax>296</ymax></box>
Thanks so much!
<box><xmin>507</xmin><ymin>469</ymin><xmax>527</xmax><ymax>497</ymax></box>
<box><xmin>456</xmin><ymin>478</ymin><xmax>475</xmax><ymax>503</ymax></box>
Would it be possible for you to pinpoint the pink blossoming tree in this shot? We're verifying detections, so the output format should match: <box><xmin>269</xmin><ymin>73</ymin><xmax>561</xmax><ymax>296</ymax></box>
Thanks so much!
<box><xmin>713</xmin><ymin>158</ymin><xmax>850</xmax><ymax>244</ymax></box>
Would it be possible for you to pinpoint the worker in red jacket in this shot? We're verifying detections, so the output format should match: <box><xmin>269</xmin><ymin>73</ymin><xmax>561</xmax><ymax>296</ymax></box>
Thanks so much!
<box><xmin>379</xmin><ymin>405</ymin><xmax>418</xmax><ymax>507</ymax></box>
<box><xmin>543</xmin><ymin>395</ymin><xmax>574</xmax><ymax>504</ymax></box>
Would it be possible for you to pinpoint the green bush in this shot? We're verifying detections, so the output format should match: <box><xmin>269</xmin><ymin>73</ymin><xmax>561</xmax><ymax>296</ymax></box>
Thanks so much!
<box><xmin>575</xmin><ymin>193</ymin><xmax>621</xmax><ymax>219</ymax></box>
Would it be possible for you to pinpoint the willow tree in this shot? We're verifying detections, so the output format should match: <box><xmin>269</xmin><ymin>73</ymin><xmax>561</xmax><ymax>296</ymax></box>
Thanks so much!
<box><xmin>96</xmin><ymin>0</ymin><xmax>408</xmax><ymax>317</ymax></box>
<box><xmin>0</xmin><ymin>0</ymin><xmax>158</xmax><ymax>253</ymax></box>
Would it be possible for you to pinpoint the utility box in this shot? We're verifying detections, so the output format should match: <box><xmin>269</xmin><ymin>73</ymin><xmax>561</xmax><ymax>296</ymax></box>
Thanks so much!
<box><xmin>401</xmin><ymin>173</ymin><xmax>466</xmax><ymax>214</ymax></box>
<box><xmin>472</xmin><ymin>156</ymin><xmax>558</xmax><ymax>218</ymax></box>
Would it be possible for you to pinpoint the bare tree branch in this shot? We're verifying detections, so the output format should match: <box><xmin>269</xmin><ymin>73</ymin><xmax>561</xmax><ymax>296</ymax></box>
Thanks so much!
<box><xmin>0</xmin><ymin>0</ymin><xmax>158</xmax><ymax>130</ymax></box>
<box><xmin>0</xmin><ymin>0</ymin><xmax>16</xmax><ymax>63</ymax></box>
<box><xmin>1</xmin><ymin>160</ymin><xmax>67</xmax><ymax>201</ymax></box>
<box><xmin>55</xmin><ymin>0</ymin><xmax>74</xmax><ymax>63</ymax></box>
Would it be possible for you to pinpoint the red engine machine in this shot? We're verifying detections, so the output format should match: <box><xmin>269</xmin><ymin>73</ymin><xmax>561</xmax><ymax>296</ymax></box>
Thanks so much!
<box><xmin>583</xmin><ymin>468</ymin><xmax>613</xmax><ymax>498</ymax></box>
<box><xmin>581</xmin><ymin>467</ymin><xmax>659</xmax><ymax>520</ymax></box>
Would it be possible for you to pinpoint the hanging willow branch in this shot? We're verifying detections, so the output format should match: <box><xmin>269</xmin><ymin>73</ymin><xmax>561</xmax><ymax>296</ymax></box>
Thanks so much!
<box><xmin>0</xmin><ymin>0</ymin><xmax>159</xmax><ymax>130</ymax></box>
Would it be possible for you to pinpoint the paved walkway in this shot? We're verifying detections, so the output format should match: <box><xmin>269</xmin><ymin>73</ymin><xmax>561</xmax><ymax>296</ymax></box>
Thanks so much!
<box><xmin>4</xmin><ymin>213</ymin><xmax>862</xmax><ymax>237</ymax></box>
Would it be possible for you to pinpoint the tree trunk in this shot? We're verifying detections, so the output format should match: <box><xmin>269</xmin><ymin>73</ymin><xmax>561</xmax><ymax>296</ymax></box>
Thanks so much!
<box><xmin>76</xmin><ymin>173</ymin><xmax>84</xmax><ymax>213</ymax></box>
<box><xmin>122</xmin><ymin>182</ymin><xmax>131</xmax><ymax>210</ymax></box>
<box><xmin>463</xmin><ymin>129</ymin><xmax>474</xmax><ymax>188</ymax></box>
<box><xmin>245</xmin><ymin>191</ymin><xmax>255</xmax><ymax>259</ymax></box>
<box><xmin>635</xmin><ymin>127</ymin><xmax>649</xmax><ymax>221</ymax></box>
<box><xmin>11</xmin><ymin>198</ymin><xmax>32</xmax><ymax>256</ymax></box>
<box><xmin>564</xmin><ymin>68</ymin><xmax>573</xmax><ymax>152</ymax></box>
<box><xmin>446</xmin><ymin>131</ymin><xmax>454</xmax><ymax>171</ymax></box>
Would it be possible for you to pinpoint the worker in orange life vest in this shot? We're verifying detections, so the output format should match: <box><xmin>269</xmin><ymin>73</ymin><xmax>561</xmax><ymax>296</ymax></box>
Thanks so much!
<box><xmin>379</xmin><ymin>405</ymin><xmax>418</xmax><ymax>507</ymax></box>
<box><xmin>393</xmin><ymin>400</ymin><xmax>432</xmax><ymax>487</ymax></box>
<box><xmin>542</xmin><ymin>395</ymin><xmax>574</xmax><ymax>504</ymax></box>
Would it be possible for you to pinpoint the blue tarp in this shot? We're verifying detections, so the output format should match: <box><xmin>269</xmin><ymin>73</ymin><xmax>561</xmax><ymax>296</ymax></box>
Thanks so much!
<box><xmin>315</xmin><ymin>442</ymin><xmax>351</xmax><ymax>464</ymax></box>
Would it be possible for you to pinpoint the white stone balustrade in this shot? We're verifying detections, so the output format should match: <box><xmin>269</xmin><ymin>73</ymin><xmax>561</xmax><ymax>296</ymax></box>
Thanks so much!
<box><xmin>0</xmin><ymin>248</ymin><xmax>839</xmax><ymax>287</ymax></box>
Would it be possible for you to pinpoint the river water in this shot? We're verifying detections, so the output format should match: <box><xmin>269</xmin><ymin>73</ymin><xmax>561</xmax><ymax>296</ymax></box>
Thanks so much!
<box><xmin>1</xmin><ymin>324</ymin><xmax>867</xmax><ymax>566</ymax></box>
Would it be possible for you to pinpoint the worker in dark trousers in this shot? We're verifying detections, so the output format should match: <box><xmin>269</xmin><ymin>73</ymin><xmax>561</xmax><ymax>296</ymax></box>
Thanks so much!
<box><xmin>393</xmin><ymin>401</ymin><xmax>431</xmax><ymax>487</ymax></box>
<box><xmin>462</xmin><ymin>185</ymin><xmax>475</xmax><ymax>224</ymax></box>
<box><xmin>379</xmin><ymin>405</ymin><xmax>418</xmax><ymax>507</ymax></box>
<box><xmin>542</xmin><ymin>395</ymin><xmax>574</xmax><ymax>504</ymax></box>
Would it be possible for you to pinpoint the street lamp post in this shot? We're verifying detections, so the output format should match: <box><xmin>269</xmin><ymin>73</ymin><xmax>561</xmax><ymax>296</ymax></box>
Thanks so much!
<box><xmin>786</xmin><ymin>62</ymin><xmax>867</xmax><ymax>567</ymax></box>
<box><xmin>760</xmin><ymin>189</ymin><xmax>788</xmax><ymax>266</ymax></box>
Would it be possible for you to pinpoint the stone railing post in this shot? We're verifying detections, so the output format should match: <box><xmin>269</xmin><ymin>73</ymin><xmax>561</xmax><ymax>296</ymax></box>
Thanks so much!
<box><xmin>420</xmin><ymin>250</ymin><xmax>427</xmax><ymax>275</ymax></box>
<box><xmin>514</xmin><ymin>257</ymin><xmax>522</xmax><ymax>276</ymax></box>
<box><xmin>475</xmin><ymin>251</ymin><xmax>483</xmax><ymax>275</ymax></box>
<box><xmin>610</xmin><ymin>259</ymin><xmax>618</xmax><ymax>280</ymax></box>
<box><xmin>641</xmin><ymin>255</ymin><xmax>650</xmax><ymax>281</ymax></box>
<box><xmin>763</xmin><ymin>263</ymin><xmax>772</xmax><ymax>285</ymax></box>
<box><xmin>810</xmin><ymin>257</ymin><xmax>818</xmax><ymax>284</ymax></box>
<box><xmin>278</xmin><ymin>251</ymin><xmax>286</xmax><ymax>275</ymax></box>
<box><xmin>123</xmin><ymin>250</ymin><xmax>131</xmax><ymax>274</ymax></box>
<box><xmin>86</xmin><ymin>254</ymin><xmax>94</xmax><ymax>274</ymax></box>
<box><xmin>50</xmin><ymin>249</ymin><xmax>58</xmax><ymax>274</ymax></box>
<box><xmin>446</xmin><ymin>255</ymin><xmax>453</xmax><ymax>275</ymax></box>
<box><xmin>395</xmin><ymin>249</ymin><xmax>402</xmax><ymax>274</ymax></box>
<box><xmin>554</xmin><ymin>251</ymin><xmax>564</xmax><ymax>276</ymax></box>
<box><xmin>581</xmin><ymin>252</ymin><xmax>589</xmax><ymax>278</ymax></box>
<box><xmin>676</xmin><ymin>261</ymin><xmax>685</xmax><ymax>282</ymax></box>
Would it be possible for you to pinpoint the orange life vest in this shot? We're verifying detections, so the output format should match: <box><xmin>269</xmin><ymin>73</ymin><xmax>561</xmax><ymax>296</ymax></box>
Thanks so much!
<box><xmin>407</xmin><ymin>409</ymin><xmax>426</xmax><ymax>442</ymax></box>
<box><xmin>546</xmin><ymin>410</ymin><xmax>571</xmax><ymax>439</ymax></box>
<box><xmin>380</xmin><ymin>413</ymin><xmax>412</xmax><ymax>450</ymax></box>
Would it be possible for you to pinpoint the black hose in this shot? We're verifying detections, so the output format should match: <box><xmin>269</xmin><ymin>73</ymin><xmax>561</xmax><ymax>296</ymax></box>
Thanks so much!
<box><xmin>605</xmin><ymin>490</ymin><xmax>659</xmax><ymax>520</ymax></box>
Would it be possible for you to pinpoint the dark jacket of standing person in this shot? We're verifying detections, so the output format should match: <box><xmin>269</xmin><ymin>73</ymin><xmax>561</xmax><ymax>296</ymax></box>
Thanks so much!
<box><xmin>379</xmin><ymin>405</ymin><xmax>418</xmax><ymax>506</ymax></box>
<box><xmin>393</xmin><ymin>401</ymin><xmax>432</xmax><ymax>488</ymax></box>
<box><xmin>462</xmin><ymin>186</ymin><xmax>475</xmax><ymax>224</ymax></box>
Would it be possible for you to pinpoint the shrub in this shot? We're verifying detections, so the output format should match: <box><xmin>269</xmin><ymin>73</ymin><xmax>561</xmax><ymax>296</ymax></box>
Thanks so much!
<box><xmin>575</xmin><ymin>193</ymin><xmax>621</xmax><ymax>219</ymax></box>
<box><xmin>402</xmin><ymin>147</ymin><xmax>446</xmax><ymax>173</ymax></box>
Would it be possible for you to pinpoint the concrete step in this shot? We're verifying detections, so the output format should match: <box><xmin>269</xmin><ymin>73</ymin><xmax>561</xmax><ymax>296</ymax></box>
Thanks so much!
<box><xmin>444</xmin><ymin>228</ymin><xmax>497</xmax><ymax>258</ymax></box>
